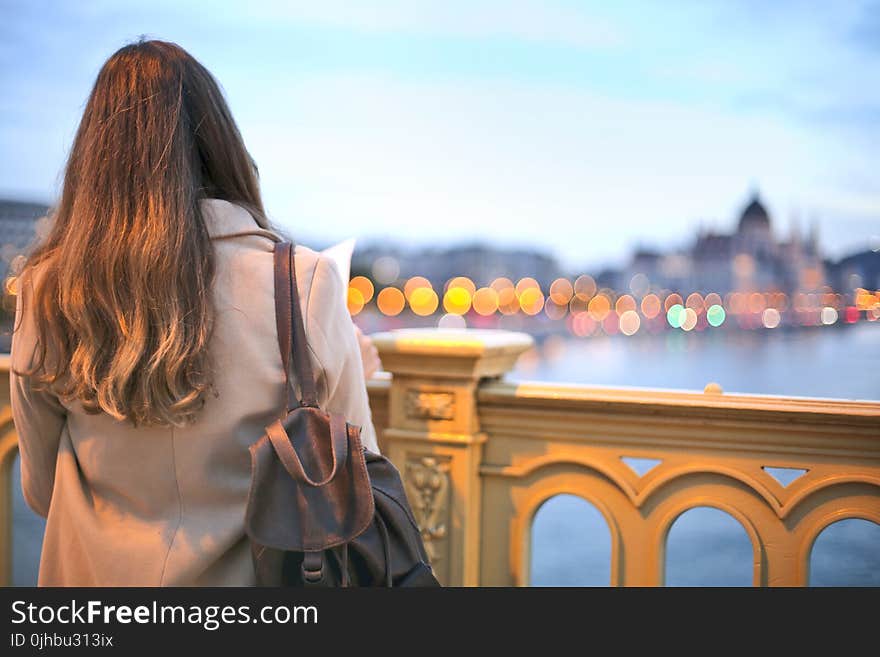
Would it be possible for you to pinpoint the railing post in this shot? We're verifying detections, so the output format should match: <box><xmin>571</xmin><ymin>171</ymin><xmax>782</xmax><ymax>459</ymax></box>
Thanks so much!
<box><xmin>372</xmin><ymin>328</ymin><xmax>532</xmax><ymax>586</ymax></box>
<box><xmin>764</xmin><ymin>536</ymin><xmax>807</xmax><ymax>586</ymax></box>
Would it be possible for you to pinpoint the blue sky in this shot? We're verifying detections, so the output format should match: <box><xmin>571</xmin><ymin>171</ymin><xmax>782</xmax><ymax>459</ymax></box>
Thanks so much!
<box><xmin>1</xmin><ymin>0</ymin><xmax>878</xmax><ymax>270</ymax></box>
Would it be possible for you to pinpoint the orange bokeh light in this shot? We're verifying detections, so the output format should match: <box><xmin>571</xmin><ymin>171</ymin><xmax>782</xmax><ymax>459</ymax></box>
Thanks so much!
<box><xmin>549</xmin><ymin>278</ymin><xmax>574</xmax><ymax>305</ymax></box>
<box><xmin>515</xmin><ymin>277</ymin><xmax>541</xmax><ymax>297</ymax></box>
<box><xmin>443</xmin><ymin>286</ymin><xmax>472</xmax><ymax>315</ymax></box>
<box><xmin>588</xmin><ymin>294</ymin><xmax>611</xmax><ymax>321</ymax></box>
<box><xmin>641</xmin><ymin>293</ymin><xmax>661</xmax><ymax>319</ymax></box>
<box><xmin>615</xmin><ymin>294</ymin><xmax>637</xmax><ymax>314</ymax></box>
<box><xmin>685</xmin><ymin>292</ymin><xmax>704</xmax><ymax>313</ymax></box>
<box><xmin>348</xmin><ymin>276</ymin><xmax>374</xmax><ymax>304</ymax></box>
<box><xmin>404</xmin><ymin>276</ymin><xmax>433</xmax><ymax>301</ymax></box>
<box><xmin>519</xmin><ymin>287</ymin><xmax>545</xmax><ymax>315</ymax></box>
<box><xmin>376</xmin><ymin>287</ymin><xmax>406</xmax><ymax>316</ymax></box>
<box><xmin>574</xmin><ymin>275</ymin><xmax>597</xmax><ymax>300</ymax></box>
<box><xmin>498</xmin><ymin>287</ymin><xmax>519</xmax><ymax>315</ymax></box>
<box><xmin>445</xmin><ymin>276</ymin><xmax>476</xmax><ymax>295</ymax></box>
<box><xmin>664</xmin><ymin>293</ymin><xmax>683</xmax><ymax>312</ymax></box>
<box><xmin>472</xmin><ymin>287</ymin><xmax>500</xmax><ymax>315</ymax></box>
<box><xmin>347</xmin><ymin>287</ymin><xmax>365</xmax><ymax>315</ymax></box>
<box><xmin>410</xmin><ymin>287</ymin><xmax>439</xmax><ymax>316</ymax></box>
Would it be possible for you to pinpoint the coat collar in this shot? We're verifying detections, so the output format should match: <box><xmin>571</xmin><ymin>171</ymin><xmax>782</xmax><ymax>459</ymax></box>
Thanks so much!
<box><xmin>200</xmin><ymin>198</ymin><xmax>281</xmax><ymax>242</ymax></box>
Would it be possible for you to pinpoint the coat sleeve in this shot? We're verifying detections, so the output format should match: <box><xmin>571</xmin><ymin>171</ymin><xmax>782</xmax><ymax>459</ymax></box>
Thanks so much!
<box><xmin>9</xmin><ymin>269</ymin><xmax>67</xmax><ymax>517</ymax></box>
<box><xmin>301</xmin><ymin>252</ymin><xmax>380</xmax><ymax>454</ymax></box>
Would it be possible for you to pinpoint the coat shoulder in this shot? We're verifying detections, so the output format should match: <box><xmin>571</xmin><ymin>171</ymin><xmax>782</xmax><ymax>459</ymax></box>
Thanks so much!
<box><xmin>292</xmin><ymin>244</ymin><xmax>346</xmax><ymax>325</ymax></box>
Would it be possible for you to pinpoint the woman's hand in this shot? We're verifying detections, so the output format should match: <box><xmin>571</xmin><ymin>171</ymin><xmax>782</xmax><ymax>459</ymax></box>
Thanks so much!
<box><xmin>354</xmin><ymin>324</ymin><xmax>382</xmax><ymax>380</ymax></box>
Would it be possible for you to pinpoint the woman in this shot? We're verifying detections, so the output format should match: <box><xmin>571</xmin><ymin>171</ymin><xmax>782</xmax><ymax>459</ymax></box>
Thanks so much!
<box><xmin>10</xmin><ymin>39</ymin><xmax>380</xmax><ymax>586</ymax></box>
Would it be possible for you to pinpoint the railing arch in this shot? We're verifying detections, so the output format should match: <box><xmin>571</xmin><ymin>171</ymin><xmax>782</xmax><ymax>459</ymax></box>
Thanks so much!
<box><xmin>510</xmin><ymin>471</ymin><xmax>624</xmax><ymax>587</ymax></box>
<box><xmin>654</xmin><ymin>496</ymin><xmax>765</xmax><ymax>587</ymax></box>
<box><xmin>795</xmin><ymin>496</ymin><xmax>880</xmax><ymax>585</ymax></box>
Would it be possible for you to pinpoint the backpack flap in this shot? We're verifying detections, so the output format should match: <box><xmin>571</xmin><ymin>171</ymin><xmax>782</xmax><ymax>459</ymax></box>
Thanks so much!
<box><xmin>245</xmin><ymin>406</ymin><xmax>375</xmax><ymax>552</ymax></box>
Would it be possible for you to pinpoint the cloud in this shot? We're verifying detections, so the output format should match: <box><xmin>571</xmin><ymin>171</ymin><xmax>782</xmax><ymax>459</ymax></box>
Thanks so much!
<box><xmin>1</xmin><ymin>0</ymin><xmax>877</xmax><ymax>266</ymax></box>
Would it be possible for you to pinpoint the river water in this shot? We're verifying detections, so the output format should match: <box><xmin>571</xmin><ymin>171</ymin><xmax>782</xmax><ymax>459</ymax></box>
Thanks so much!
<box><xmin>10</xmin><ymin>324</ymin><xmax>880</xmax><ymax>585</ymax></box>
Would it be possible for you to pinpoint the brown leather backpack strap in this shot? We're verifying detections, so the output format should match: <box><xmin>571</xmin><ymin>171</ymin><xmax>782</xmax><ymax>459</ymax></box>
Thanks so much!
<box><xmin>273</xmin><ymin>242</ymin><xmax>293</xmax><ymax>405</ymax></box>
<box><xmin>273</xmin><ymin>241</ymin><xmax>319</xmax><ymax>409</ymax></box>
<box><xmin>265</xmin><ymin>412</ymin><xmax>349</xmax><ymax>487</ymax></box>
<box><xmin>287</xmin><ymin>242</ymin><xmax>319</xmax><ymax>408</ymax></box>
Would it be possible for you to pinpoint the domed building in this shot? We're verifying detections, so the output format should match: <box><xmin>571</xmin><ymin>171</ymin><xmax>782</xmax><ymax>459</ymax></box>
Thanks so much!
<box><xmin>625</xmin><ymin>191</ymin><xmax>825</xmax><ymax>295</ymax></box>
<box><xmin>735</xmin><ymin>195</ymin><xmax>776</xmax><ymax>262</ymax></box>
<box><xmin>738</xmin><ymin>196</ymin><xmax>772</xmax><ymax>234</ymax></box>
<box><xmin>691</xmin><ymin>192</ymin><xmax>822</xmax><ymax>293</ymax></box>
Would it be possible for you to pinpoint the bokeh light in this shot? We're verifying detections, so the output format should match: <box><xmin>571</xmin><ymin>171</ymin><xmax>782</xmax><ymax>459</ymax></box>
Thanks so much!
<box><xmin>640</xmin><ymin>294</ymin><xmax>661</xmax><ymax>319</ymax></box>
<box><xmin>498</xmin><ymin>286</ymin><xmax>519</xmax><ymax>315</ymax></box>
<box><xmin>685</xmin><ymin>293</ymin><xmax>704</xmax><ymax>313</ymax></box>
<box><xmin>569</xmin><ymin>294</ymin><xmax>589</xmax><ymax>315</ymax></box>
<box><xmin>472</xmin><ymin>287</ymin><xmax>500</xmax><ymax>316</ymax></box>
<box><xmin>519</xmin><ymin>287</ymin><xmax>545</xmax><ymax>315</ymax></box>
<box><xmin>762</xmin><ymin>308</ymin><xmax>781</xmax><ymax>329</ymax></box>
<box><xmin>410</xmin><ymin>286</ymin><xmax>439</xmax><ymax>316</ymax></box>
<box><xmin>681</xmin><ymin>307</ymin><xmax>698</xmax><ymax>331</ymax></box>
<box><xmin>619</xmin><ymin>310</ymin><xmax>641</xmax><ymax>336</ymax></box>
<box><xmin>629</xmin><ymin>273</ymin><xmax>650</xmax><ymax>297</ymax></box>
<box><xmin>347</xmin><ymin>287</ymin><xmax>365</xmax><ymax>316</ymax></box>
<box><xmin>549</xmin><ymin>278</ymin><xmax>574</xmax><ymax>305</ymax></box>
<box><xmin>727</xmin><ymin>292</ymin><xmax>746</xmax><ymax>314</ymax></box>
<box><xmin>371</xmin><ymin>257</ymin><xmax>400</xmax><ymax>285</ymax></box>
<box><xmin>748</xmin><ymin>292</ymin><xmax>766</xmax><ymax>314</ymax></box>
<box><xmin>348</xmin><ymin>276</ymin><xmax>374</xmax><ymax>304</ymax></box>
<box><xmin>443</xmin><ymin>286</ymin><xmax>472</xmax><ymax>315</ymax></box>
<box><xmin>515</xmin><ymin>277</ymin><xmax>541</xmax><ymax>297</ymax></box>
<box><xmin>820</xmin><ymin>306</ymin><xmax>838</xmax><ymax>325</ymax></box>
<box><xmin>664</xmin><ymin>293</ymin><xmax>684</xmax><ymax>312</ymax></box>
<box><xmin>544</xmin><ymin>300</ymin><xmax>568</xmax><ymax>321</ymax></box>
<box><xmin>615</xmin><ymin>294</ymin><xmax>637</xmax><ymax>314</ymax></box>
<box><xmin>707</xmin><ymin>304</ymin><xmax>726</xmax><ymax>327</ymax></box>
<box><xmin>667</xmin><ymin>304</ymin><xmax>685</xmax><ymax>328</ymax></box>
<box><xmin>574</xmin><ymin>275</ymin><xmax>597</xmax><ymax>300</ymax></box>
<box><xmin>490</xmin><ymin>277</ymin><xmax>515</xmax><ymax>293</ymax></box>
<box><xmin>376</xmin><ymin>287</ymin><xmax>405</xmax><ymax>316</ymax></box>
<box><xmin>438</xmin><ymin>313</ymin><xmax>466</xmax><ymax>329</ymax></box>
<box><xmin>588</xmin><ymin>294</ymin><xmax>611</xmax><ymax>321</ymax></box>
<box><xmin>445</xmin><ymin>276</ymin><xmax>476</xmax><ymax>295</ymax></box>
<box><xmin>404</xmin><ymin>276</ymin><xmax>433</xmax><ymax>300</ymax></box>
<box><xmin>372</xmin><ymin>256</ymin><xmax>400</xmax><ymax>285</ymax></box>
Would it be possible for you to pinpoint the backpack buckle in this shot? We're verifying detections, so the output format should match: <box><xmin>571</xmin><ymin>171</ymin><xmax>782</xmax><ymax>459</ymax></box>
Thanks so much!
<box><xmin>301</xmin><ymin>551</ymin><xmax>324</xmax><ymax>585</ymax></box>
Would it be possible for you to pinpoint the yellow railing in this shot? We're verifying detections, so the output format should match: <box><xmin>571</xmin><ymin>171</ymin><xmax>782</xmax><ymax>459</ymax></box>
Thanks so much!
<box><xmin>2</xmin><ymin>332</ymin><xmax>879</xmax><ymax>587</ymax></box>
<box><xmin>368</xmin><ymin>329</ymin><xmax>880</xmax><ymax>586</ymax></box>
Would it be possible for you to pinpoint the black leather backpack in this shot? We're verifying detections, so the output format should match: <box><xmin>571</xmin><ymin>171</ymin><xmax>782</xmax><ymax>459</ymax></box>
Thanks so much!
<box><xmin>244</xmin><ymin>240</ymin><xmax>440</xmax><ymax>587</ymax></box>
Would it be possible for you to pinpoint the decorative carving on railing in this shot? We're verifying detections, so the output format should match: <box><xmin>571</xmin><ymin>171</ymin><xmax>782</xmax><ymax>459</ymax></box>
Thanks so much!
<box><xmin>403</xmin><ymin>455</ymin><xmax>450</xmax><ymax>566</ymax></box>
<box><xmin>405</xmin><ymin>390</ymin><xmax>455</xmax><ymax>421</ymax></box>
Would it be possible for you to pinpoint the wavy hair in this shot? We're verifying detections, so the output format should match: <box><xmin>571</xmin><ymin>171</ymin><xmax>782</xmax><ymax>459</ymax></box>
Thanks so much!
<box><xmin>14</xmin><ymin>39</ymin><xmax>271</xmax><ymax>428</ymax></box>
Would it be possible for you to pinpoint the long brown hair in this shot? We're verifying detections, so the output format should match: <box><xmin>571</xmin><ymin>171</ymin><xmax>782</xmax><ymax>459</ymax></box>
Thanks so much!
<box><xmin>15</xmin><ymin>39</ymin><xmax>271</xmax><ymax>428</ymax></box>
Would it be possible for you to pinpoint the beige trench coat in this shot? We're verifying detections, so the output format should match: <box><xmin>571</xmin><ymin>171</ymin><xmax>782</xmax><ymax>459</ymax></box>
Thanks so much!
<box><xmin>10</xmin><ymin>198</ymin><xmax>379</xmax><ymax>586</ymax></box>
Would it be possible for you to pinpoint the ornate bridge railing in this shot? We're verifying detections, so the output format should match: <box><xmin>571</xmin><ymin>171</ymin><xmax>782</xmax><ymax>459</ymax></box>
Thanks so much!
<box><xmin>368</xmin><ymin>329</ymin><xmax>880</xmax><ymax>586</ymax></box>
<box><xmin>1</xmin><ymin>331</ymin><xmax>878</xmax><ymax>586</ymax></box>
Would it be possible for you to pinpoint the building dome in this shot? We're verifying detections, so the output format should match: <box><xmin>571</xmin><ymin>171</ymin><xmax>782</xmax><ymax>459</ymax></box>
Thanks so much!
<box><xmin>738</xmin><ymin>195</ymin><xmax>771</xmax><ymax>233</ymax></box>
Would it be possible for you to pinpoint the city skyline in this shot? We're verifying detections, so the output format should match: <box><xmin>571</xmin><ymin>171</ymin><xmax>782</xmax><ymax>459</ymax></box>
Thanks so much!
<box><xmin>345</xmin><ymin>190</ymin><xmax>876</xmax><ymax>290</ymax></box>
<box><xmin>2</xmin><ymin>1</ymin><xmax>879</xmax><ymax>270</ymax></box>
